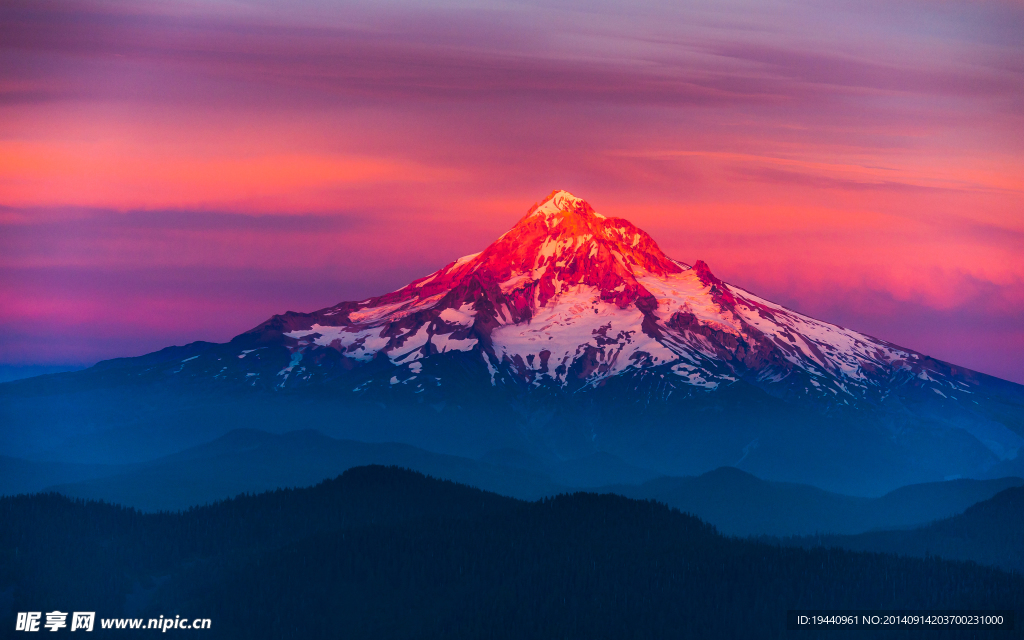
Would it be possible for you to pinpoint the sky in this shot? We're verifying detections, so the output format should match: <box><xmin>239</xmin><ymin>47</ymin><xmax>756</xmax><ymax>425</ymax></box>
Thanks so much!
<box><xmin>1</xmin><ymin>0</ymin><xmax>1022</xmax><ymax>384</ymax></box>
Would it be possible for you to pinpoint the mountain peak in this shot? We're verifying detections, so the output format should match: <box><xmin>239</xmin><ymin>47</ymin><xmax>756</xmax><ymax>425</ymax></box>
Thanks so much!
<box><xmin>526</xmin><ymin>190</ymin><xmax>600</xmax><ymax>221</ymax></box>
<box><xmin>501</xmin><ymin>190</ymin><xmax>682</xmax><ymax>273</ymax></box>
<box><xmin>473</xmin><ymin>191</ymin><xmax>686</xmax><ymax>308</ymax></box>
<box><xmin>262</xmin><ymin>191</ymin><xmax>690</xmax><ymax>334</ymax></box>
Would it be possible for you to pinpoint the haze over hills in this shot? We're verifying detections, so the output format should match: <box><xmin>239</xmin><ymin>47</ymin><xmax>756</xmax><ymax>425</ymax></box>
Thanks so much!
<box><xmin>0</xmin><ymin>428</ymin><xmax>1017</xmax><ymax>539</ymax></box>
<box><xmin>1</xmin><ymin>191</ymin><xmax>1022</xmax><ymax>496</ymax></box>
<box><xmin>39</xmin><ymin>429</ymin><xmax>569</xmax><ymax>511</ymax></box>
<box><xmin>601</xmin><ymin>467</ymin><xmax>1024</xmax><ymax>537</ymax></box>
<box><xmin>783</xmin><ymin>484</ymin><xmax>1024</xmax><ymax>575</ymax></box>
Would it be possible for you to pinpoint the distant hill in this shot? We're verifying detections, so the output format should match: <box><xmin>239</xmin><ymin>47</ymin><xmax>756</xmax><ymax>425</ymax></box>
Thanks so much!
<box><xmin>602</xmin><ymin>467</ymin><xmax>1024</xmax><ymax>536</ymax></box>
<box><xmin>0</xmin><ymin>455</ymin><xmax>128</xmax><ymax>497</ymax></box>
<box><xmin>1</xmin><ymin>466</ymin><xmax>1021</xmax><ymax>639</ymax></box>
<box><xmin>782</xmin><ymin>485</ymin><xmax>1024</xmax><ymax>574</ymax></box>
<box><xmin>12</xmin><ymin>429</ymin><xmax>1018</xmax><ymax>537</ymax></box>
<box><xmin>42</xmin><ymin>429</ymin><xmax>568</xmax><ymax>509</ymax></box>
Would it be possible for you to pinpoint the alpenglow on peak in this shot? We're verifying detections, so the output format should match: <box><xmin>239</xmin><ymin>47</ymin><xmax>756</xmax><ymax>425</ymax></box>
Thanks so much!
<box><xmin>527</xmin><ymin>190</ymin><xmax>599</xmax><ymax>219</ymax></box>
<box><xmin>230</xmin><ymin>190</ymin><xmax>980</xmax><ymax>419</ymax></box>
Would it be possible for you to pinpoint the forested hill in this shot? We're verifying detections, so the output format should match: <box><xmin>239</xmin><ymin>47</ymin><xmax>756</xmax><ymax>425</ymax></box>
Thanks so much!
<box><xmin>2</xmin><ymin>466</ymin><xmax>1022</xmax><ymax>639</ymax></box>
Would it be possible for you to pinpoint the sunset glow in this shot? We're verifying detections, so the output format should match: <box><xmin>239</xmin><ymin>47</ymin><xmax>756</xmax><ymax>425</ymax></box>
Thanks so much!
<box><xmin>2</xmin><ymin>0</ymin><xmax>1022</xmax><ymax>383</ymax></box>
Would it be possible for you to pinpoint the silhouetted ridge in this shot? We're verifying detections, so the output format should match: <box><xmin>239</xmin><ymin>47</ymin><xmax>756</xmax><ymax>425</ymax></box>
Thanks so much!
<box><xmin>2</xmin><ymin>466</ymin><xmax>1021</xmax><ymax>639</ymax></box>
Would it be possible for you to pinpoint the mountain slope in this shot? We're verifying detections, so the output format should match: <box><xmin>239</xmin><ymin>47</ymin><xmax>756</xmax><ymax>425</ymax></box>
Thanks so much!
<box><xmin>2</xmin><ymin>191</ymin><xmax>1022</xmax><ymax>494</ymax></box>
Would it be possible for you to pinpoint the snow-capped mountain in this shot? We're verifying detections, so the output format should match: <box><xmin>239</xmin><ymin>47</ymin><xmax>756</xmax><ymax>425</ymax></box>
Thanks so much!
<box><xmin>4</xmin><ymin>191</ymin><xmax>1022</xmax><ymax>494</ymax></box>
<box><xmin>241</xmin><ymin>190</ymin><xmax>995</xmax><ymax>409</ymax></box>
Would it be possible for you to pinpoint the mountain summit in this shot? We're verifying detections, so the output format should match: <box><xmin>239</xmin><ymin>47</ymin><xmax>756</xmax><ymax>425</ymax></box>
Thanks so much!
<box><xmin>6</xmin><ymin>191</ymin><xmax>1022</xmax><ymax>493</ymax></box>
<box><xmin>370</xmin><ymin>189</ymin><xmax>681</xmax><ymax>314</ymax></box>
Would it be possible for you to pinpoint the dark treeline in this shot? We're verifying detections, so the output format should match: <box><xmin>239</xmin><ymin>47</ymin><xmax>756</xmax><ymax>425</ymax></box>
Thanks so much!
<box><xmin>0</xmin><ymin>467</ymin><xmax>517</xmax><ymax>616</ymax></box>
<box><xmin>1</xmin><ymin>466</ymin><xmax>1022</xmax><ymax>639</ymax></box>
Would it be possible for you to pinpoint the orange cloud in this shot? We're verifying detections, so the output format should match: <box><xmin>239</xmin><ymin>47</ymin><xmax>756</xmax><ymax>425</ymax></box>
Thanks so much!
<box><xmin>0</xmin><ymin>139</ymin><xmax>461</xmax><ymax>212</ymax></box>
